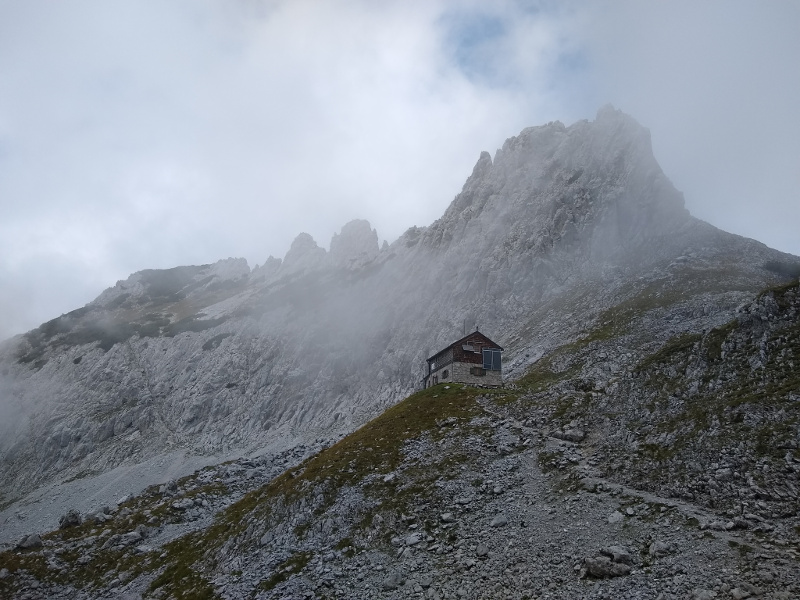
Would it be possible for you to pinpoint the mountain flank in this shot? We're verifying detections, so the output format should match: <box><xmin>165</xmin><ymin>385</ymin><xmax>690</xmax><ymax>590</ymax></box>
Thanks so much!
<box><xmin>1</xmin><ymin>279</ymin><xmax>798</xmax><ymax>598</ymax></box>
<box><xmin>0</xmin><ymin>106</ymin><xmax>799</xmax><ymax>598</ymax></box>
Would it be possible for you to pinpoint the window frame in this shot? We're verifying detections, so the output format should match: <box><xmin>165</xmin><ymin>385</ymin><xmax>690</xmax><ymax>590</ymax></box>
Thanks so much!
<box><xmin>482</xmin><ymin>348</ymin><xmax>501</xmax><ymax>371</ymax></box>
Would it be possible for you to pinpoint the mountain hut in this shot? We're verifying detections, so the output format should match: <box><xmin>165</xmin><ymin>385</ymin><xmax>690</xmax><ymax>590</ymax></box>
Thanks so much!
<box><xmin>423</xmin><ymin>331</ymin><xmax>503</xmax><ymax>389</ymax></box>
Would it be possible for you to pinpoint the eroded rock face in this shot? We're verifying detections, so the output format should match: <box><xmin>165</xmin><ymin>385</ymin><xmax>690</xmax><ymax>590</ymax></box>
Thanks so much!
<box><xmin>58</xmin><ymin>509</ymin><xmax>81</xmax><ymax>529</ymax></box>
<box><xmin>329</xmin><ymin>219</ymin><xmax>379</xmax><ymax>269</ymax></box>
<box><xmin>0</xmin><ymin>107</ymin><xmax>796</xmax><ymax>505</ymax></box>
<box><xmin>282</xmin><ymin>232</ymin><xmax>326</xmax><ymax>272</ymax></box>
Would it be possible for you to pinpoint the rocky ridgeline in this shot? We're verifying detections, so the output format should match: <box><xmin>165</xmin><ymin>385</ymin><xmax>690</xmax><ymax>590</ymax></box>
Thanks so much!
<box><xmin>1</xmin><ymin>279</ymin><xmax>799</xmax><ymax>599</ymax></box>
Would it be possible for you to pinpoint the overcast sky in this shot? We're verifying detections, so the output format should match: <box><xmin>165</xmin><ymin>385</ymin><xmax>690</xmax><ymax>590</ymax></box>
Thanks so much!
<box><xmin>1</xmin><ymin>0</ymin><xmax>798</xmax><ymax>341</ymax></box>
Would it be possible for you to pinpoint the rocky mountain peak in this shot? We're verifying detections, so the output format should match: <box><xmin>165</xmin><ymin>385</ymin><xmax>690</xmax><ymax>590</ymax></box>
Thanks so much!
<box><xmin>424</xmin><ymin>105</ymin><xmax>688</xmax><ymax>268</ymax></box>
<box><xmin>470</xmin><ymin>150</ymin><xmax>493</xmax><ymax>181</ymax></box>
<box><xmin>251</xmin><ymin>255</ymin><xmax>282</xmax><ymax>282</ymax></box>
<box><xmin>329</xmin><ymin>219</ymin><xmax>380</xmax><ymax>270</ymax></box>
<box><xmin>282</xmin><ymin>232</ymin><xmax>326</xmax><ymax>272</ymax></box>
<box><xmin>207</xmin><ymin>257</ymin><xmax>250</xmax><ymax>280</ymax></box>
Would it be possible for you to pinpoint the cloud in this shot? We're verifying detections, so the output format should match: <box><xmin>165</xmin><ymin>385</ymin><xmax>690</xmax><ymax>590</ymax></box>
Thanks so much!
<box><xmin>0</xmin><ymin>0</ymin><xmax>798</xmax><ymax>341</ymax></box>
<box><xmin>580</xmin><ymin>0</ymin><xmax>800</xmax><ymax>254</ymax></box>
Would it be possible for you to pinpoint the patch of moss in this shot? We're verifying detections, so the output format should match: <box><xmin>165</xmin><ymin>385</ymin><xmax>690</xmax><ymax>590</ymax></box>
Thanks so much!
<box><xmin>486</xmin><ymin>388</ymin><xmax>521</xmax><ymax>406</ymax></box>
<box><xmin>260</xmin><ymin>384</ymin><xmax>485</xmax><ymax>505</ymax></box>
<box><xmin>537</xmin><ymin>450</ymin><xmax>561</xmax><ymax>473</ymax></box>
<box><xmin>550</xmin><ymin>393</ymin><xmax>592</xmax><ymax>422</ymax></box>
<box><xmin>0</xmin><ymin>495</ymin><xmax>19</xmax><ymax>512</ymax></box>
<box><xmin>60</xmin><ymin>469</ymin><xmax>97</xmax><ymax>485</ymax></box>
<box><xmin>148</xmin><ymin>531</ymin><xmax>216</xmax><ymax>599</ymax></box>
<box><xmin>517</xmin><ymin>359</ymin><xmax>580</xmax><ymax>393</ymax></box>
<box><xmin>753</xmin><ymin>422</ymin><xmax>795</xmax><ymax>458</ymax></box>
<box><xmin>728</xmin><ymin>539</ymin><xmax>754</xmax><ymax>557</ymax></box>
<box><xmin>257</xmin><ymin>551</ymin><xmax>313</xmax><ymax>591</ymax></box>
<box><xmin>704</xmin><ymin>321</ymin><xmax>737</xmax><ymax>361</ymax></box>
<box><xmin>334</xmin><ymin>537</ymin><xmax>355</xmax><ymax>555</ymax></box>
<box><xmin>636</xmin><ymin>333</ymin><xmax>701</xmax><ymax>373</ymax></box>
<box><xmin>16</xmin><ymin>313</ymin><xmax>175</xmax><ymax>363</ymax></box>
<box><xmin>639</xmin><ymin>443</ymin><xmax>676</xmax><ymax>463</ymax></box>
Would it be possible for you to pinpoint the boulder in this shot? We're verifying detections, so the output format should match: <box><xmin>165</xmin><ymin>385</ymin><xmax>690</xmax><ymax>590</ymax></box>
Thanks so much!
<box><xmin>690</xmin><ymin>590</ymin><xmax>717</xmax><ymax>600</ymax></box>
<box><xmin>120</xmin><ymin>530</ymin><xmax>143</xmax><ymax>545</ymax></box>
<box><xmin>171</xmin><ymin>498</ymin><xmax>195</xmax><ymax>510</ymax></box>
<box><xmin>607</xmin><ymin>510</ymin><xmax>624</xmax><ymax>524</ymax></box>
<box><xmin>59</xmin><ymin>509</ymin><xmax>82</xmax><ymax>529</ymax></box>
<box><xmin>649</xmin><ymin>540</ymin><xmax>675</xmax><ymax>557</ymax></box>
<box><xmin>382</xmin><ymin>570</ymin><xmax>404</xmax><ymax>590</ymax></box>
<box><xmin>561</xmin><ymin>428</ymin><xmax>586</xmax><ymax>442</ymax></box>
<box><xmin>600</xmin><ymin>545</ymin><xmax>633</xmax><ymax>565</ymax></box>
<box><xmin>405</xmin><ymin>533</ymin><xmax>423</xmax><ymax>546</ymax></box>
<box><xmin>17</xmin><ymin>534</ymin><xmax>43</xmax><ymax>550</ymax></box>
<box><xmin>490</xmin><ymin>514</ymin><xmax>508</xmax><ymax>527</ymax></box>
<box><xmin>584</xmin><ymin>556</ymin><xmax>631</xmax><ymax>578</ymax></box>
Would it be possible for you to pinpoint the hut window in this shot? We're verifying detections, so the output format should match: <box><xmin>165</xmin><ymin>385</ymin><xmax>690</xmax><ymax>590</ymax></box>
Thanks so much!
<box><xmin>482</xmin><ymin>349</ymin><xmax>501</xmax><ymax>371</ymax></box>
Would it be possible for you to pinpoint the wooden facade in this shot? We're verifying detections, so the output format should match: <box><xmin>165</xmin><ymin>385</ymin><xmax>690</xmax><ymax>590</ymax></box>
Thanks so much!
<box><xmin>423</xmin><ymin>331</ymin><xmax>503</xmax><ymax>389</ymax></box>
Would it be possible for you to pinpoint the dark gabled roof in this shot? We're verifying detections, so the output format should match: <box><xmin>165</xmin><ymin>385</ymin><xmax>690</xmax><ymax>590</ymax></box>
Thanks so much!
<box><xmin>425</xmin><ymin>331</ymin><xmax>503</xmax><ymax>362</ymax></box>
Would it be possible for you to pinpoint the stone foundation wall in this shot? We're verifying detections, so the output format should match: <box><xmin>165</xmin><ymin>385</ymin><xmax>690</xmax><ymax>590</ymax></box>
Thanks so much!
<box><xmin>429</xmin><ymin>361</ymin><xmax>502</xmax><ymax>388</ymax></box>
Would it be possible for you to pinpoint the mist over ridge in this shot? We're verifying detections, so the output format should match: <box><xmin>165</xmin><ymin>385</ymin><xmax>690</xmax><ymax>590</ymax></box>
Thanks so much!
<box><xmin>0</xmin><ymin>106</ymin><xmax>797</xmax><ymax>515</ymax></box>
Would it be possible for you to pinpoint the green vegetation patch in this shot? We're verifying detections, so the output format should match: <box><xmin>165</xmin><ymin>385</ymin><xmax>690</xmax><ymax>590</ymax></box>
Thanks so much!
<box><xmin>550</xmin><ymin>393</ymin><xmax>592</xmax><ymax>421</ymax></box>
<box><xmin>0</xmin><ymin>550</ymin><xmax>52</xmax><ymax>588</ymax></box>
<box><xmin>148</xmin><ymin>531</ymin><xmax>216</xmax><ymax>599</ymax></box>
<box><xmin>760</xmin><ymin>278</ymin><xmax>800</xmax><ymax>309</ymax></box>
<box><xmin>257</xmin><ymin>551</ymin><xmax>313</xmax><ymax>591</ymax></box>
<box><xmin>703</xmin><ymin>321</ymin><xmax>737</xmax><ymax>361</ymax></box>
<box><xmin>728</xmin><ymin>539</ymin><xmax>755</xmax><ymax>557</ymax></box>
<box><xmin>517</xmin><ymin>354</ymin><xmax>580</xmax><ymax>393</ymax></box>
<box><xmin>17</xmin><ymin>313</ymin><xmax>173</xmax><ymax>363</ymax></box>
<box><xmin>265</xmin><ymin>384</ymin><xmax>486</xmax><ymax>505</ymax></box>
<box><xmin>636</xmin><ymin>333</ymin><xmax>701</xmax><ymax>373</ymax></box>
<box><xmin>537</xmin><ymin>450</ymin><xmax>561</xmax><ymax>473</ymax></box>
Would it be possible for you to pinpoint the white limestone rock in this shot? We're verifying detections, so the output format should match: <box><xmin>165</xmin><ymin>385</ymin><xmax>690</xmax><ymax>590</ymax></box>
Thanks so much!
<box><xmin>250</xmin><ymin>255</ymin><xmax>282</xmax><ymax>282</ymax></box>
<box><xmin>329</xmin><ymin>219</ymin><xmax>379</xmax><ymax>270</ymax></box>
<box><xmin>281</xmin><ymin>232</ymin><xmax>326</xmax><ymax>273</ymax></box>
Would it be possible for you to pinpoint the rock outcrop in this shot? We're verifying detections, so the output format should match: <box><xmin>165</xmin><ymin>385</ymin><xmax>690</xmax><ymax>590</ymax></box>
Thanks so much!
<box><xmin>329</xmin><ymin>219</ymin><xmax>380</xmax><ymax>269</ymax></box>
